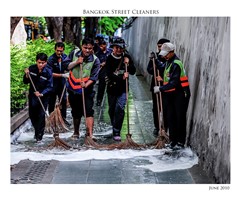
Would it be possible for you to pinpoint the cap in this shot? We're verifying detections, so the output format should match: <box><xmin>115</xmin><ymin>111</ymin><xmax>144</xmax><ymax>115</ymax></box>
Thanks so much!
<box><xmin>111</xmin><ymin>37</ymin><xmax>126</xmax><ymax>49</ymax></box>
<box><xmin>157</xmin><ymin>38</ymin><xmax>170</xmax><ymax>45</ymax></box>
<box><xmin>159</xmin><ymin>42</ymin><xmax>175</xmax><ymax>56</ymax></box>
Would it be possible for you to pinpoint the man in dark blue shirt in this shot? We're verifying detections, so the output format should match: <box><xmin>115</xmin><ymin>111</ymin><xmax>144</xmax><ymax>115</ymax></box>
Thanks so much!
<box><xmin>23</xmin><ymin>53</ymin><xmax>53</xmax><ymax>143</ymax></box>
<box><xmin>95</xmin><ymin>40</ymin><xmax>112</xmax><ymax>106</ymax></box>
<box><xmin>47</xmin><ymin>42</ymin><xmax>69</xmax><ymax>125</ymax></box>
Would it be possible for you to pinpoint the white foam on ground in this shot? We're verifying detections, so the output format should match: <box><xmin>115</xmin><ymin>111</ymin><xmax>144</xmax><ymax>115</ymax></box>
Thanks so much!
<box><xmin>11</xmin><ymin>120</ymin><xmax>198</xmax><ymax>172</ymax></box>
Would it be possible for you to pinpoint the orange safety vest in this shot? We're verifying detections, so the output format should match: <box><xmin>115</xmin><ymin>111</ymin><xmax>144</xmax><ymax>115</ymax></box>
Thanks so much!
<box><xmin>67</xmin><ymin>49</ymin><xmax>97</xmax><ymax>93</ymax></box>
<box><xmin>163</xmin><ymin>59</ymin><xmax>189</xmax><ymax>92</ymax></box>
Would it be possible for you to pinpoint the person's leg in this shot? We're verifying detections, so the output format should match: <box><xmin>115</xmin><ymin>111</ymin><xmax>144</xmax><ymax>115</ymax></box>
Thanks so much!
<box><xmin>57</xmin><ymin>86</ymin><xmax>67</xmax><ymax>120</ymax></box>
<box><xmin>37</xmin><ymin>104</ymin><xmax>46</xmax><ymax>141</ymax></box>
<box><xmin>166</xmin><ymin>94</ymin><xmax>177</xmax><ymax>147</ymax></box>
<box><xmin>96</xmin><ymin>77</ymin><xmax>106</xmax><ymax>106</ymax></box>
<box><xmin>68</xmin><ymin>90</ymin><xmax>82</xmax><ymax>139</ymax></box>
<box><xmin>175</xmin><ymin>92</ymin><xmax>188</xmax><ymax>146</ymax></box>
<box><xmin>48</xmin><ymin>92</ymin><xmax>57</xmax><ymax>114</ymax></box>
<box><xmin>162</xmin><ymin>92</ymin><xmax>168</xmax><ymax>132</ymax></box>
<box><xmin>29</xmin><ymin>97</ymin><xmax>38</xmax><ymax>140</ymax></box>
<box><xmin>85</xmin><ymin>92</ymin><xmax>95</xmax><ymax>138</ymax></box>
<box><xmin>112</xmin><ymin>93</ymin><xmax>127</xmax><ymax>141</ymax></box>
<box><xmin>152</xmin><ymin>92</ymin><xmax>159</xmax><ymax>136</ymax></box>
<box><xmin>107</xmin><ymin>93</ymin><xmax>117</xmax><ymax>126</ymax></box>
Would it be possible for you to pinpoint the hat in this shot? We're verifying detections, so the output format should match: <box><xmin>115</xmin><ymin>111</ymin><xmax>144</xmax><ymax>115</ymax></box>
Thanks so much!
<box><xmin>111</xmin><ymin>37</ymin><xmax>126</xmax><ymax>49</ymax></box>
<box><xmin>159</xmin><ymin>42</ymin><xmax>175</xmax><ymax>56</ymax></box>
<box><xmin>157</xmin><ymin>38</ymin><xmax>170</xmax><ymax>45</ymax></box>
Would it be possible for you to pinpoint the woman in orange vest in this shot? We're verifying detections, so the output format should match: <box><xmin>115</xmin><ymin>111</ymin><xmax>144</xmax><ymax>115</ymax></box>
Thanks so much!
<box><xmin>154</xmin><ymin>42</ymin><xmax>190</xmax><ymax>149</ymax></box>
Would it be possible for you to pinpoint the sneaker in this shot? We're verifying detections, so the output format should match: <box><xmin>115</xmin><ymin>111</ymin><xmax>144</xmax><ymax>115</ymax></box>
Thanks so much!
<box><xmin>166</xmin><ymin>141</ymin><xmax>177</xmax><ymax>149</ymax></box>
<box><xmin>113</xmin><ymin>136</ymin><xmax>121</xmax><ymax>141</ymax></box>
<box><xmin>36</xmin><ymin>140</ymin><xmax>44</xmax><ymax>145</ymax></box>
<box><xmin>172</xmin><ymin>143</ymin><xmax>184</xmax><ymax>150</ymax></box>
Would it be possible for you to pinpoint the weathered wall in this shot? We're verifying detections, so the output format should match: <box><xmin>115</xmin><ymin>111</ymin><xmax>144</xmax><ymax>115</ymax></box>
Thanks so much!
<box><xmin>123</xmin><ymin>17</ymin><xmax>230</xmax><ymax>183</ymax></box>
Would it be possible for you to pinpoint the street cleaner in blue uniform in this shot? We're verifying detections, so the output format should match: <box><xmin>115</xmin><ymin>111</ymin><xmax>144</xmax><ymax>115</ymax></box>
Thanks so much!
<box><xmin>63</xmin><ymin>38</ymin><xmax>100</xmax><ymax>140</ymax></box>
<box><xmin>23</xmin><ymin>53</ymin><xmax>53</xmax><ymax>143</ymax></box>
<box><xmin>154</xmin><ymin>42</ymin><xmax>190</xmax><ymax>149</ymax></box>
<box><xmin>47</xmin><ymin>42</ymin><xmax>69</xmax><ymax>126</ymax></box>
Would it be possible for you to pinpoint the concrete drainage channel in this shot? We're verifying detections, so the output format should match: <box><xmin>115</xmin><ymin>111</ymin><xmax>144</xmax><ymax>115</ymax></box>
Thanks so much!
<box><xmin>11</xmin><ymin>106</ymin><xmax>29</xmax><ymax>134</ymax></box>
<box><xmin>11</xmin><ymin>159</ymin><xmax>59</xmax><ymax>184</ymax></box>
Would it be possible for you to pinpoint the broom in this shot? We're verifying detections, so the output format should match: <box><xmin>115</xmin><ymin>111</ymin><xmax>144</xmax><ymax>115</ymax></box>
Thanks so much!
<box><xmin>148</xmin><ymin>55</ymin><xmax>169</xmax><ymax>149</ymax></box>
<box><xmin>84</xmin><ymin>61</ymin><xmax>145</xmax><ymax>149</ymax></box>
<box><xmin>86</xmin><ymin>62</ymin><xmax>145</xmax><ymax>149</ymax></box>
<box><xmin>117</xmin><ymin>63</ymin><xmax>145</xmax><ymax>148</ymax></box>
<box><xmin>75</xmin><ymin>63</ymin><xmax>98</xmax><ymax>145</ymax></box>
<box><xmin>28</xmin><ymin>72</ymin><xmax>71</xmax><ymax>150</ymax></box>
<box><xmin>45</xmin><ymin>55</ymin><xmax>69</xmax><ymax>134</ymax></box>
<box><xmin>45</xmin><ymin>83</ymin><xmax>69</xmax><ymax>134</ymax></box>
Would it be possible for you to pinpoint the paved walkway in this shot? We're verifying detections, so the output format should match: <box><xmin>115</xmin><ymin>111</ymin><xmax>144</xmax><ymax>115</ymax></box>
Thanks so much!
<box><xmin>11</xmin><ymin>75</ymin><xmax>214</xmax><ymax>184</ymax></box>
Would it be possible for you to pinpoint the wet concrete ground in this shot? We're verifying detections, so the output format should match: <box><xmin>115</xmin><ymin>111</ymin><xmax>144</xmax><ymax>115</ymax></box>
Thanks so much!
<box><xmin>11</xmin><ymin>75</ymin><xmax>214</xmax><ymax>184</ymax></box>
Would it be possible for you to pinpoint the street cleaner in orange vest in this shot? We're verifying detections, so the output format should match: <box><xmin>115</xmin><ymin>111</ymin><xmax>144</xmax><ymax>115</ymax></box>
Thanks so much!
<box><xmin>63</xmin><ymin>37</ymin><xmax>100</xmax><ymax>140</ymax></box>
<box><xmin>153</xmin><ymin>42</ymin><xmax>190</xmax><ymax>149</ymax></box>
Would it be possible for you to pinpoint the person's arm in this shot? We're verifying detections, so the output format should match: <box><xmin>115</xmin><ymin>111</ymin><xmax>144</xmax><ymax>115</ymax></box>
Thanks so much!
<box><xmin>81</xmin><ymin>57</ymin><xmax>101</xmax><ymax>88</ymax></box>
<box><xmin>127</xmin><ymin>56</ymin><xmax>136</xmax><ymax>75</ymax></box>
<box><xmin>62</xmin><ymin>50</ymin><xmax>75</xmax><ymax>71</ymax></box>
<box><xmin>160</xmin><ymin>63</ymin><xmax>181</xmax><ymax>92</ymax></box>
<box><xmin>23</xmin><ymin>67</ymin><xmax>30</xmax><ymax>84</ymax></box>
<box><xmin>41</xmin><ymin>69</ymin><xmax>53</xmax><ymax>96</ymax></box>
<box><xmin>106</xmin><ymin>56</ymin><xmax>122</xmax><ymax>83</ymax></box>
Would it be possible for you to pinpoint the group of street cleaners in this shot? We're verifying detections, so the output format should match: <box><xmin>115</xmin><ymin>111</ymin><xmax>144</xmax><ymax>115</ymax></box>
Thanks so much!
<box><xmin>23</xmin><ymin>35</ymin><xmax>190</xmax><ymax>149</ymax></box>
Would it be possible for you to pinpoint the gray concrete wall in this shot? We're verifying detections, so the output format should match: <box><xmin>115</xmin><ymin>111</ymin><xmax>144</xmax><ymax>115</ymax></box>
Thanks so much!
<box><xmin>123</xmin><ymin>17</ymin><xmax>230</xmax><ymax>183</ymax></box>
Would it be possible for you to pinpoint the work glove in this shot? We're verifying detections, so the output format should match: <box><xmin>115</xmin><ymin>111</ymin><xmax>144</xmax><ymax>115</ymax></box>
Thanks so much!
<box><xmin>153</xmin><ymin>86</ymin><xmax>160</xmax><ymax>93</ymax></box>
<box><xmin>62</xmin><ymin>73</ymin><xmax>69</xmax><ymax>79</ymax></box>
<box><xmin>150</xmin><ymin>51</ymin><xmax>156</xmax><ymax>59</ymax></box>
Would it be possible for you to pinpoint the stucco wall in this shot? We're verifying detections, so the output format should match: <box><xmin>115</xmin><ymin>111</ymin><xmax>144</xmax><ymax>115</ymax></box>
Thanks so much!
<box><xmin>123</xmin><ymin>17</ymin><xmax>230</xmax><ymax>183</ymax></box>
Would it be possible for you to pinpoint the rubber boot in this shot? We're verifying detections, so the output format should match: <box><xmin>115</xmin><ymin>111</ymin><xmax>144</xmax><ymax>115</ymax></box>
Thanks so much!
<box><xmin>71</xmin><ymin>118</ymin><xmax>80</xmax><ymax>139</ymax></box>
<box><xmin>85</xmin><ymin>117</ymin><xmax>96</xmax><ymax>141</ymax></box>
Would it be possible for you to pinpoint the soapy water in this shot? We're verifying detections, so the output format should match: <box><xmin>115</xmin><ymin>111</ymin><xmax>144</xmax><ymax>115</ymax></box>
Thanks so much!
<box><xmin>11</xmin><ymin>120</ymin><xmax>198</xmax><ymax>173</ymax></box>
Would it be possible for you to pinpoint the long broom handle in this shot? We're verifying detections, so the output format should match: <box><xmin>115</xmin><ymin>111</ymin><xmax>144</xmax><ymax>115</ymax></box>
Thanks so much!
<box><xmin>152</xmin><ymin>57</ymin><xmax>162</xmax><ymax>134</ymax></box>
<box><xmin>80</xmin><ymin>64</ymin><xmax>87</xmax><ymax>120</ymax></box>
<box><xmin>28</xmin><ymin>72</ymin><xmax>49</xmax><ymax>117</ymax></box>
<box><xmin>125</xmin><ymin>63</ymin><xmax>130</xmax><ymax>134</ymax></box>
<box><xmin>157</xmin><ymin>69</ymin><xmax>165</xmax><ymax>131</ymax></box>
<box><xmin>59</xmin><ymin>83</ymin><xmax>66</xmax><ymax>105</ymax></box>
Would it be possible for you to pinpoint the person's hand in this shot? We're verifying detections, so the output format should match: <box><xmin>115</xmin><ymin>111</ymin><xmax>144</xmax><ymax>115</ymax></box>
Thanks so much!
<box><xmin>124</xmin><ymin>57</ymin><xmax>129</xmax><ymax>65</ymax></box>
<box><xmin>24</xmin><ymin>68</ymin><xmax>29</xmax><ymax>78</ymax></box>
<box><xmin>123</xmin><ymin>72</ymin><xmax>129</xmax><ymax>80</ymax></box>
<box><xmin>80</xmin><ymin>81</ymin><xmax>86</xmax><ymax>88</ymax></box>
<box><xmin>100</xmin><ymin>62</ymin><xmax>106</xmax><ymax>67</ymax></box>
<box><xmin>150</xmin><ymin>52</ymin><xmax>156</xmax><ymax>59</ymax></box>
<box><xmin>34</xmin><ymin>91</ymin><xmax>43</xmax><ymax>97</ymax></box>
<box><xmin>62</xmin><ymin>73</ymin><xmax>69</xmax><ymax>79</ymax></box>
<box><xmin>153</xmin><ymin>86</ymin><xmax>160</xmax><ymax>93</ymax></box>
<box><xmin>77</xmin><ymin>56</ymin><xmax>84</xmax><ymax>64</ymax></box>
<box><xmin>156</xmin><ymin>75</ymin><xmax>163</xmax><ymax>82</ymax></box>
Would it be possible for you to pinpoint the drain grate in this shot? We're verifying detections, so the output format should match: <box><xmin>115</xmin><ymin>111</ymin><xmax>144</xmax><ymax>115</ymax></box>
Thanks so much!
<box><xmin>11</xmin><ymin>161</ymin><xmax>51</xmax><ymax>184</ymax></box>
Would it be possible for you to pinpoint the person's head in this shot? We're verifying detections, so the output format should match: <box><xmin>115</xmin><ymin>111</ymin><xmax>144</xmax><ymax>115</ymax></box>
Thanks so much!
<box><xmin>99</xmin><ymin>40</ymin><xmax>107</xmax><ymax>51</ymax></box>
<box><xmin>111</xmin><ymin>37</ymin><xmax>125</xmax><ymax>56</ymax></box>
<box><xmin>36</xmin><ymin>53</ymin><xmax>48</xmax><ymax>71</ymax></box>
<box><xmin>157</xmin><ymin>38</ymin><xmax>170</xmax><ymax>52</ymax></box>
<box><xmin>159</xmin><ymin>42</ymin><xmax>175</xmax><ymax>60</ymax></box>
<box><xmin>81</xmin><ymin>37</ymin><xmax>94</xmax><ymax>57</ymax></box>
<box><xmin>54</xmin><ymin>42</ymin><xmax>65</xmax><ymax>57</ymax></box>
<box><xmin>95</xmin><ymin>34</ymin><xmax>104</xmax><ymax>44</ymax></box>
